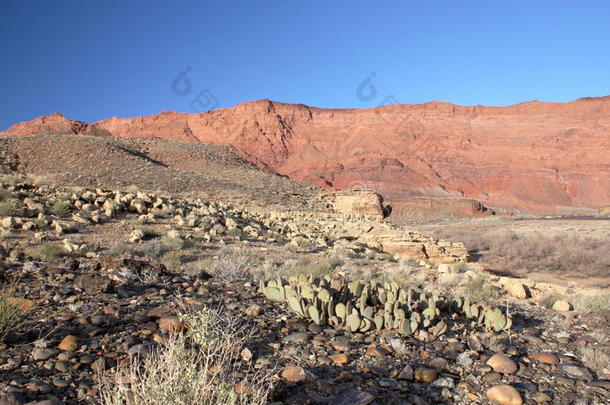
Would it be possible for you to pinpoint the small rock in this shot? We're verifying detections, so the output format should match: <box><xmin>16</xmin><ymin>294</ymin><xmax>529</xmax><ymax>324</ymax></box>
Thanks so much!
<box><xmin>328</xmin><ymin>353</ymin><xmax>350</xmax><ymax>365</ymax></box>
<box><xmin>158</xmin><ymin>316</ymin><xmax>185</xmax><ymax>333</ymax></box>
<box><xmin>528</xmin><ymin>352</ymin><xmax>559</xmax><ymax>365</ymax></box>
<box><xmin>561</xmin><ymin>364</ymin><xmax>593</xmax><ymax>379</ymax></box>
<box><xmin>432</xmin><ymin>377</ymin><xmax>455</xmax><ymax>388</ymax></box>
<box><xmin>57</xmin><ymin>335</ymin><xmax>79</xmax><ymax>351</ymax></box>
<box><xmin>31</xmin><ymin>348</ymin><xmax>57</xmax><ymax>361</ymax></box>
<box><xmin>332</xmin><ymin>387</ymin><xmax>374</xmax><ymax>405</ymax></box>
<box><xmin>487</xmin><ymin>353</ymin><xmax>518</xmax><ymax>374</ymax></box>
<box><xmin>365</xmin><ymin>344</ymin><xmax>389</xmax><ymax>357</ymax></box>
<box><xmin>486</xmin><ymin>384</ymin><xmax>523</xmax><ymax>405</ymax></box>
<box><xmin>483</xmin><ymin>372</ymin><xmax>502</xmax><ymax>382</ymax></box>
<box><xmin>244</xmin><ymin>304</ymin><xmax>262</xmax><ymax>317</ymax></box>
<box><xmin>241</xmin><ymin>347</ymin><xmax>253</xmax><ymax>362</ymax></box>
<box><xmin>128</xmin><ymin>229</ymin><xmax>145</xmax><ymax>243</ymax></box>
<box><xmin>552</xmin><ymin>300</ymin><xmax>572</xmax><ymax>312</ymax></box>
<box><xmin>0</xmin><ymin>391</ymin><xmax>26</xmax><ymax>405</ymax></box>
<box><xmin>533</xmin><ymin>392</ymin><xmax>552</xmax><ymax>403</ymax></box>
<box><xmin>54</xmin><ymin>360</ymin><xmax>70</xmax><ymax>372</ymax></box>
<box><xmin>283</xmin><ymin>332</ymin><xmax>309</xmax><ymax>344</ymax></box>
<box><xmin>502</xmin><ymin>279</ymin><xmax>530</xmax><ymax>299</ymax></box>
<box><xmin>397</xmin><ymin>365</ymin><xmax>413</xmax><ymax>380</ymax></box>
<box><xmin>1</xmin><ymin>217</ymin><xmax>16</xmax><ymax>229</ymax></box>
<box><xmin>437</xmin><ymin>263</ymin><xmax>450</xmax><ymax>273</ymax></box>
<box><xmin>281</xmin><ymin>365</ymin><xmax>314</xmax><ymax>383</ymax></box>
<box><xmin>414</xmin><ymin>366</ymin><xmax>438</xmax><ymax>383</ymax></box>
<box><xmin>7</xmin><ymin>298</ymin><xmax>35</xmax><ymax>311</ymax></box>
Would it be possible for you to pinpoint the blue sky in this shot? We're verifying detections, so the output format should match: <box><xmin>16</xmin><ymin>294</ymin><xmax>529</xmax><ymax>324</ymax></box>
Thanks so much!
<box><xmin>1</xmin><ymin>0</ymin><xmax>609</xmax><ymax>130</ymax></box>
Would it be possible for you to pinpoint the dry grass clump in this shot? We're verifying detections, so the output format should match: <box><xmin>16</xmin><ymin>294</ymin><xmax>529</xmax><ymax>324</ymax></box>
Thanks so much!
<box><xmin>107</xmin><ymin>242</ymin><xmax>132</xmax><ymax>257</ymax></box>
<box><xmin>0</xmin><ymin>283</ymin><xmax>25</xmax><ymax>343</ymax></box>
<box><xmin>458</xmin><ymin>273</ymin><xmax>498</xmax><ymax>303</ymax></box>
<box><xmin>376</xmin><ymin>260</ymin><xmax>427</xmax><ymax>288</ymax></box>
<box><xmin>206</xmin><ymin>248</ymin><xmax>262</xmax><ymax>282</ymax></box>
<box><xmin>538</xmin><ymin>290</ymin><xmax>564</xmax><ymax>309</ymax></box>
<box><xmin>26</xmin><ymin>242</ymin><xmax>65</xmax><ymax>261</ymax></box>
<box><xmin>99</xmin><ymin>307</ymin><xmax>275</xmax><ymax>405</ymax></box>
<box><xmin>432</xmin><ymin>229</ymin><xmax>610</xmax><ymax>279</ymax></box>
<box><xmin>160</xmin><ymin>251</ymin><xmax>182</xmax><ymax>273</ymax></box>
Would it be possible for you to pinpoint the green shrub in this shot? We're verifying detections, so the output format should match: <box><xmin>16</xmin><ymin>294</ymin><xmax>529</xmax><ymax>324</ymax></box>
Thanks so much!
<box><xmin>51</xmin><ymin>198</ymin><xmax>72</xmax><ymax>217</ymax></box>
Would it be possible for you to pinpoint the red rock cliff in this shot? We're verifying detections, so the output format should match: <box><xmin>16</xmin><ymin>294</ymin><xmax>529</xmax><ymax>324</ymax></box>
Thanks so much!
<box><xmin>4</xmin><ymin>97</ymin><xmax>610</xmax><ymax>213</ymax></box>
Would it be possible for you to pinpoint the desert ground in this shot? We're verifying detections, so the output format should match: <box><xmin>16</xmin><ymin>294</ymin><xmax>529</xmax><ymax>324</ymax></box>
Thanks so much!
<box><xmin>0</xmin><ymin>134</ymin><xmax>608</xmax><ymax>405</ymax></box>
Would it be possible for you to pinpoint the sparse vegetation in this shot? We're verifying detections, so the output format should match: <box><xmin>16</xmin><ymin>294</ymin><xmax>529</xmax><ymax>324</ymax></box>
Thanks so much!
<box><xmin>432</xmin><ymin>229</ymin><xmax>610</xmax><ymax>279</ymax></box>
<box><xmin>574</xmin><ymin>289</ymin><xmax>610</xmax><ymax>312</ymax></box>
<box><xmin>27</xmin><ymin>242</ymin><xmax>65</xmax><ymax>261</ymax></box>
<box><xmin>0</xmin><ymin>283</ymin><xmax>25</xmax><ymax>343</ymax></box>
<box><xmin>0</xmin><ymin>189</ymin><xmax>13</xmax><ymax>202</ymax></box>
<box><xmin>260</xmin><ymin>254</ymin><xmax>343</xmax><ymax>280</ymax></box>
<box><xmin>99</xmin><ymin>307</ymin><xmax>275</xmax><ymax>405</ymax></box>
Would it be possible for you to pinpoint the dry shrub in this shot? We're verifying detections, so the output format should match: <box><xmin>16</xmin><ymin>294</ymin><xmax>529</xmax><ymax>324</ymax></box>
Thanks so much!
<box><xmin>99</xmin><ymin>307</ymin><xmax>275</xmax><ymax>405</ymax></box>
<box><xmin>207</xmin><ymin>248</ymin><xmax>262</xmax><ymax>282</ymax></box>
<box><xmin>378</xmin><ymin>261</ymin><xmax>427</xmax><ymax>288</ymax></box>
<box><xmin>578</xmin><ymin>345</ymin><xmax>610</xmax><ymax>377</ymax></box>
<box><xmin>574</xmin><ymin>289</ymin><xmax>610</xmax><ymax>312</ymax></box>
<box><xmin>433</xmin><ymin>229</ymin><xmax>610</xmax><ymax>278</ymax></box>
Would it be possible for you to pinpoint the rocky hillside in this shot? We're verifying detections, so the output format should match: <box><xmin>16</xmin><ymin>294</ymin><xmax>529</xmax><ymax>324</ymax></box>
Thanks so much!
<box><xmin>0</xmin><ymin>178</ymin><xmax>608</xmax><ymax>404</ymax></box>
<box><xmin>3</xmin><ymin>97</ymin><xmax>610</xmax><ymax>213</ymax></box>
<box><xmin>0</xmin><ymin>134</ymin><xmax>325</xmax><ymax>212</ymax></box>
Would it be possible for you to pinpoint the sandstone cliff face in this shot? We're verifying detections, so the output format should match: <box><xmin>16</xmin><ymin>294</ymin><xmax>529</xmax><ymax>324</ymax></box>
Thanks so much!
<box><xmin>333</xmin><ymin>190</ymin><xmax>387</xmax><ymax>219</ymax></box>
<box><xmin>4</xmin><ymin>97</ymin><xmax>610</xmax><ymax>213</ymax></box>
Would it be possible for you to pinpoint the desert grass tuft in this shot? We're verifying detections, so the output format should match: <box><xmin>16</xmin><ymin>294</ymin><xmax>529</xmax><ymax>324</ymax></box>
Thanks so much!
<box><xmin>0</xmin><ymin>283</ymin><xmax>25</xmax><ymax>343</ymax></box>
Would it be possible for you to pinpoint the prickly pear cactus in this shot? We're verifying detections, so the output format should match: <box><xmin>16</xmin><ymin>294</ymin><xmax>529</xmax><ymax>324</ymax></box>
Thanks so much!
<box><xmin>259</xmin><ymin>275</ymin><xmax>512</xmax><ymax>338</ymax></box>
